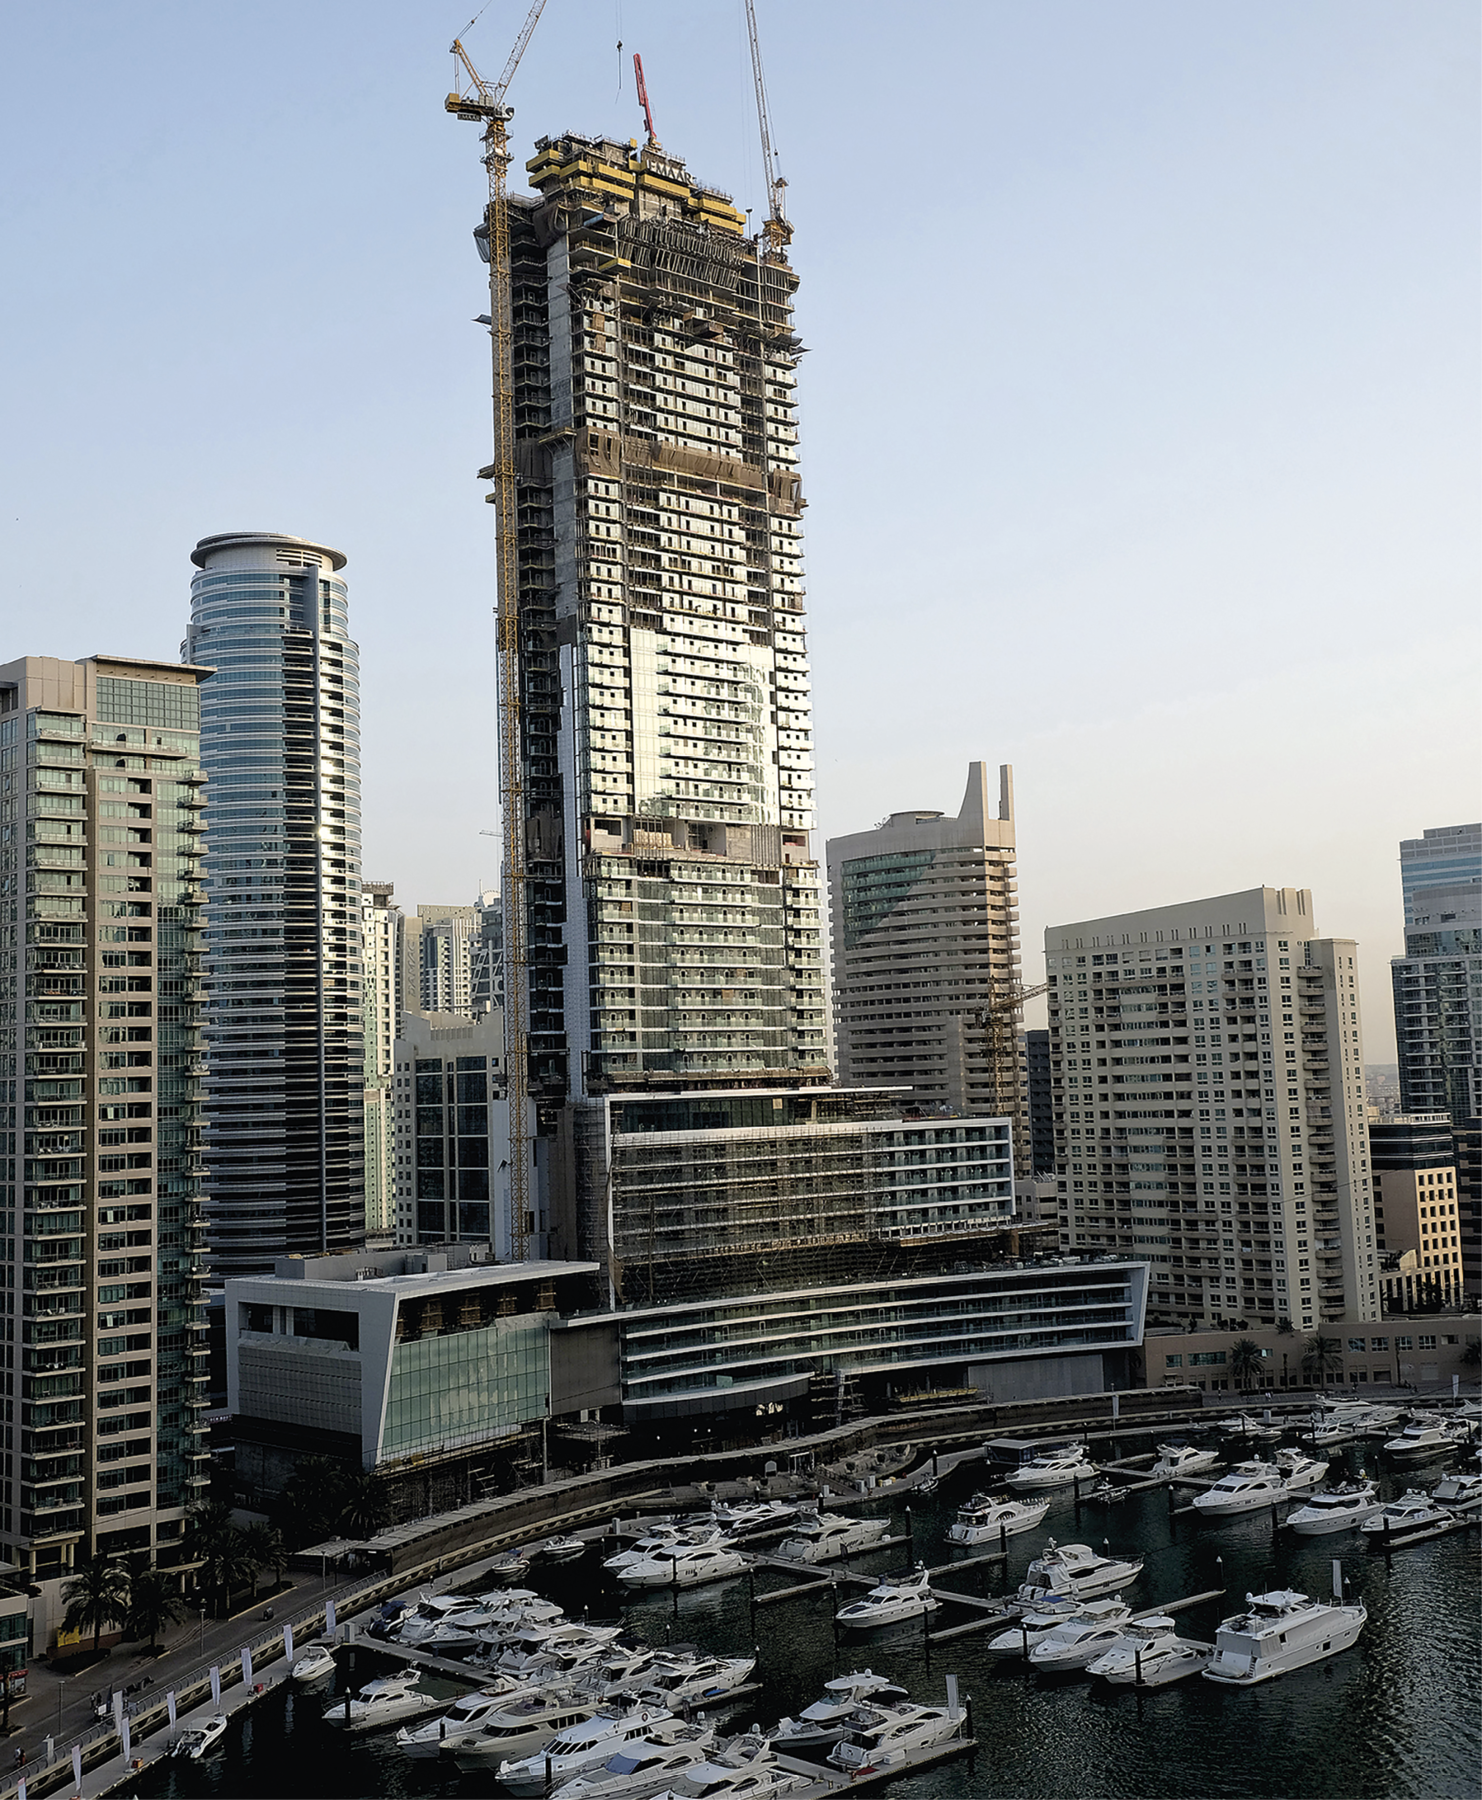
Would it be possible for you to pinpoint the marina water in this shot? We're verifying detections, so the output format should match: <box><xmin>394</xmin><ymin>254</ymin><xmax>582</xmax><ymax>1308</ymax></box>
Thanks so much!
<box><xmin>125</xmin><ymin>1447</ymin><xmax>1480</xmax><ymax>1800</ymax></box>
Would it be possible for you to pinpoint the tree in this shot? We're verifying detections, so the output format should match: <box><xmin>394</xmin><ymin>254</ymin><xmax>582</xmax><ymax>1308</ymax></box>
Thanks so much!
<box><xmin>337</xmin><ymin>1473</ymin><xmax>389</xmax><ymax>1541</ymax></box>
<box><xmin>1301</xmin><ymin>1334</ymin><xmax>1344</xmax><ymax>1384</ymax></box>
<box><xmin>1229</xmin><ymin>1338</ymin><xmax>1265</xmax><ymax>1391</ymax></box>
<box><xmin>1462</xmin><ymin>1337</ymin><xmax>1481</xmax><ymax>1371</ymax></box>
<box><xmin>241</xmin><ymin>1523</ymin><xmax>286</xmax><ymax>1599</ymax></box>
<box><xmin>273</xmin><ymin>1456</ymin><xmax>352</xmax><ymax>1549</ymax></box>
<box><xmin>125</xmin><ymin>1568</ymin><xmax>187</xmax><ymax>1654</ymax></box>
<box><xmin>61</xmin><ymin>1556</ymin><xmax>132</xmax><ymax>1657</ymax></box>
<box><xmin>1276</xmin><ymin>1317</ymin><xmax>1296</xmax><ymax>1336</ymax></box>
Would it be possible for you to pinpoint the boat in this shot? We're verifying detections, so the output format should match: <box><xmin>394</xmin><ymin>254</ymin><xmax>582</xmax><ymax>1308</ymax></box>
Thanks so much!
<box><xmin>171</xmin><ymin>1713</ymin><xmax>228</xmax><ymax>1759</ymax></box>
<box><xmin>706</xmin><ymin>1499</ymin><xmax>798</xmax><ymax>1536</ymax></box>
<box><xmin>618</xmin><ymin>1542</ymin><xmax>750</xmax><ymax>1590</ymax></box>
<box><xmin>776</xmin><ymin>1511</ymin><xmax>891</xmax><ymax>1563</ymax></box>
<box><xmin>634</xmin><ymin>1652</ymin><xmax>757</xmax><ymax>1711</ymax></box>
<box><xmin>449</xmin><ymin>1693</ymin><xmax>602</xmax><ymax>1770</ymax></box>
<box><xmin>555</xmin><ymin>1728</ymin><xmax>719</xmax><ymax>1800</ymax></box>
<box><xmin>826</xmin><ymin>1699</ymin><xmax>966</xmax><ymax>1772</ymax></box>
<box><xmin>394</xmin><ymin>1682</ymin><xmax>536</xmax><ymax>1759</ymax></box>
<box><xmin>835</xmin><ymin>1565</ymin><xmax>939</xmax><ymax>1629</ymax></box>
<box><xmin>1359</xmin><ymin>1490</ymin><xmax>1453</xmax><ymax>1542</ymax></box>
<box><xmin>572</xmin><ymin>1644</ymin><xmax>673</xmax><ymax>1702</ymax></box>
<box><xmin>290</xmin><ymin>1640</ymin><xmax>337</xmax><ymax>1681</ymax></box>
<box><xmin>496</xmin><ymin>1704</ymin><xmax>680</xmax><ymax>1797</ymax></box>
<box><xmin>322</xmin><ymin>1670</ymin><xmax>443</xmax><ymax>1732</ymax></box>
<box><xmin>1305</xmin><ymin>1403</ymin><xmax>1404</xmax><ymax>1447</ymax></box>
<box><xmin>1383</xmin><ymin>1417</ymin><xmax>1474</xmax><ymax>1461</ymax></box>
<box><xmin>1005</xmin><ymin>1447</ymin><xmax>1098</xmax><ymax>1491</ymax></box>
<box><xmin>1285</xmin><ymin>1481</ymin><xmax>1382</xmax><ymax>1536</ymax></box>
<box><xmin>534</xmin><ymin>1534</ymin><xmax>588</xmax><ymax>1563</ymax></box>
<box><xmin>1087</xmin><ymin>1617</ymin><xmax>1214</xmax><ymax>1686</ymax></box>
<box><xmin>1190</xmin><ymin>1461</ymin><xmax>1287</xmax><ymax>1517</ymax></box>
<box><xmin>495</xmin><ymin>1623</ymin><xmax>623</xmax><ymax>1678</ymax></box>
<box><xmin>647</xmin><ymin>1734</ymin><xmax>796</xmax><ymax>1800</ymax></box>
<box><xmin>944</xmin><ymin>1492</ymin><xmax>1050</xmax><ymax>1546</ymax></box>
<box><xmin>486</xmin><ymin>1549</ymin><xmax>533</xmax><ymax>1582</ymax></box>
<box><xmin>1085</xmin><ymin>1478</ymin><xmax>1127</xmax><ymax>1504</ymax></box>
<box><xmin>1151</xmin><ymin>1442</ymin><xmax>1221</xmax><ymax>1480</ymax></box>
<box><xmin>1203</xmin><ymin>1587</ymin><xmax>1366</xmax><ymax>1685</ymax></box>
<box><xmin>986</xmin><ymin>1600</ymin><xmax>1098</xmax><ymax>1656</ymax></box>
<box><xmin>1273</xmin><ymin>1447</ymin><xmax>1330</xmax><ymax>1491</ymax></box>
<box><xmin>1216</xmin><ymin>1413</ymin><xmax>1283</xmax><ymax>1442</ymax></box>
<box><xmin>1019</xmin><ymin>1539</ymin><xmax>1144</xmax><ymax>1600</ymax></box>
<box><xmin>1025</xmin><ymin>1600</ymin><xmax>1137</xmax><ymax>1671</ymax></box>
<box><xmin>766</xmin><ymin>1671</ymin><xmax>909</xmax><ymax>1752</ymax></box>
<box><xmin>603</xmin><ymin>1524</ymin><xmax>718</xmax><ymax>1574</ymax></box>
<box><xmin>393</xmin><ymin>1592</ymin><xmax>471</xmax><ymax>1646</ymax></box>
<box><xmin>1433</xmin><ymin>1468</ymin><xmax>1482</xmax><ymax>1510</ymax></box>
<box><xmin>915</xmin><ymin>1475</ymin><xmax>940</xmax><ymax>1496</ymax></box>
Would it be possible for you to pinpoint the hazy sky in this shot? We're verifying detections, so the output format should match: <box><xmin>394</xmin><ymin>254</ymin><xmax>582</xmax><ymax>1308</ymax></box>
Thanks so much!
<box><xmin>3</xmin><ymin>2</ymin><xmax>1477</xmax><ymax>1058</ymax></box>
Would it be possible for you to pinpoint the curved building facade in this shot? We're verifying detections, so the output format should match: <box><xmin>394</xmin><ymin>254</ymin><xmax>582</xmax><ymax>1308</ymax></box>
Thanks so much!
<box><xmin>185</xmin><ymin>533</ymin><xmax>364</xmax><ymax>1280</ymax></box>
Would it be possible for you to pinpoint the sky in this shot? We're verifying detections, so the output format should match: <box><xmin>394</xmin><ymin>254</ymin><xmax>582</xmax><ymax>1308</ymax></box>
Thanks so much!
<box><xmin>2</xmin><ymin>1</ymin><xmax>1477</xmax><ymax>1059</ymax></box>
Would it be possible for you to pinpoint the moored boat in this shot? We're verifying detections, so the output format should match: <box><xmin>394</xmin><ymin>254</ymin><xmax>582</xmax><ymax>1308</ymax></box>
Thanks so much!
<box><xmin>171</xmin><ymin>1714</ymin><xmax>228</xmax><ymax>1759</ymax></box>
<box><xmin>1019</xmin><ymin>1539</ymin><xmax>1143</xmax><ymax>1600</ymax></box>
<box><xmin>1005</xmin><ymin>1447</ymin><xmax>1097</xmax><ymax>1491</ymax></box>
<box><xmin>1359</xmin><ymin>1489</ymin><xmax>1452</xmax><ymax>1542</ymax></box>
<box><xmin>1203</xmin><ymin>1587</ymin><xmax>1366</xmax><ymax>1685</ymax></box>
<box><xmin>835</xmin><ymin>1565</ymin><xmax>938</xmax><ymax>1629</ymax></box>
<box><xmin>766</xmin><ymin>1670</ymin><xmax>908</xmax><ymax>1752</ymax></box>
<box><xmin>1285</xmin><ymin>1481</ymin><xmax>1381</xmax><ymax>1536</ymax></box>
<box><xmin>1190</xmin><ymin>1461</ymin><xmax>1286</xmax><ymax>1517</ymax></box>
<box><xmin>1026</xmin><ymin>1600</ymin><xmax>1136</xmax><ymax>1671</ymax></box>
<box><xmin>1151</xmin><ymin>1442</ymin><xmax>1221</xmax><ymax>1481</ymax></box>
<box><xmin>1088</xmin><ymin>1617</ymin><xmax>1214</xmax><ymax>1686</ymax></box>
<box><xmin>944</xmin><ymin>1492</ymin><xmax>1050</xmax><ymax>1546</ymax></box>
<box><xmin>776</xmin><ymin>1511</ymin><xmax>890</xmax><ymax>1563</ymax></box>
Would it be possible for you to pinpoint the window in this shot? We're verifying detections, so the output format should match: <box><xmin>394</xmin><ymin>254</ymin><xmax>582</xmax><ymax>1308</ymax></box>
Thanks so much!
<box><xmin>1418</xmin><ymin>1335</ymin><xmax>1437</xmax><ymax>1351</ymax></box>
<box><xmin>1347</xmin><ymin>1338</ymin><xmax>1366</xmax><ymax>1353</ymax></box>
<box><xmin>1164</xmin><ymin>1354</ymin><xmax>1183</xmax><ymax>1368</ymax></box>
<box><xmin>1369</xmin><ymin>1338</ymin><xmax>1388</xmax><ymax>1351</ymax></box>
<box><xmin>1395</xmin><ymin>1336</ymin><xmax>1413</xmax><ymax>1351</ymax></box>
<box><xmin>1190</xmin><ymin>1350</ymin><xmax>1227</xmax><ymax>1366</ymax></box>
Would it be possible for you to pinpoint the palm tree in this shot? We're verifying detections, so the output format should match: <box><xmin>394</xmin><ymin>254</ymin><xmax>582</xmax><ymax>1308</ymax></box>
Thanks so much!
<box><xmin>241</xmin><ymin>1523</ymin><xmax>286</xmax><ymax>1600</ymax></box>
<box><xmin>183</xmin><ymin>1499</ymin><xmax>236</xmax><ymax>1566</ymax></box>
<box><xmin>1229</xmin><ymin>1338</ymin><xmax>1265</xmax><ymax>1391</ymax></box>
<box><xmin>275</xmin><ymin>1456</ymin><xmax>351</xmax><ymax>1548</ymax></box>
<box><xmin>1301</xmin><ymin>1334</ymin><xmax>1344</xmax><ymax>1385</ymax></box>
<box><xmin>125</xmin><ymin>1568</ymin><xmax>187</xmax><ymax>1654</ymax></box>
<box><xmin>61</xmin><ymin>1556</ymin><xmax>132</xmax><ymax>1657</ymax></box>
<box><xmin>337</xmin><ymin>1473</ymin><xmax>389</xmax><ymax>1541</ymax></box>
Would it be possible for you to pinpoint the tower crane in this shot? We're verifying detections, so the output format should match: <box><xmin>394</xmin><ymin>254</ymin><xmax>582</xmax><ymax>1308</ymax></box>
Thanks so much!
<box><xmin>973</xmin><ymin>979</ymin><xmax>1050</xmax><ymax>1183</ymax></box>
<box><xmin>742</xmin><ymin>0</ymin><xmax>791</xmax><ymax>259</ymax></box>
<box><xmin>445</xmin><ymin>4</ymin><xmax>549</xmax><ymax>1261</ymax></box>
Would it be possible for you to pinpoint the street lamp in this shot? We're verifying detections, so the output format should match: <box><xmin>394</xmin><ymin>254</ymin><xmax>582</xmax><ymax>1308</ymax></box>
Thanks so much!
<box><xmin>56</xmin><ymin>1673</ymin><xmax>66</xmax><ymax>1738</ymax></box>
<box><xmin>197</xmin><ymin>1605</ymin><xmax>206</xmax><ymax>1658</ymax></box>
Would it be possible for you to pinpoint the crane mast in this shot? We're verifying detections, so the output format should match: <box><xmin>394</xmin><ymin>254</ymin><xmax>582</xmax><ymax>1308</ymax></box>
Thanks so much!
<box><xmin>743</xmin><ymin>0</ymin><xmax>791</xmax><ymax>258</ymax></box>
<box><xmin>974</xmin><ymin>979</ymin><xmax>1048</xmax><ymax>1184</ymax></box>
<box><xmin>445</xmin><ymin>7</ymin><xmax>547</xmax><ymax>1261</ymax></box>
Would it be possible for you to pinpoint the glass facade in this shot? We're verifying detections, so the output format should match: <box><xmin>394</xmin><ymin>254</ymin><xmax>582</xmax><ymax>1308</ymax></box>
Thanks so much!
<box><xmin>381</xmin><ymin>1314</ymin><xmax>549</xmax><ymax>1459</ymax></box>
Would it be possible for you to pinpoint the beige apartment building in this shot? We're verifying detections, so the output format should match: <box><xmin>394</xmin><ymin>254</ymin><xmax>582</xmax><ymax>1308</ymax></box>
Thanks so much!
<box><xmin>1046</xmin><ymin>887</ymin><xmax>1380</xmax><ymax>1332</ymax></box>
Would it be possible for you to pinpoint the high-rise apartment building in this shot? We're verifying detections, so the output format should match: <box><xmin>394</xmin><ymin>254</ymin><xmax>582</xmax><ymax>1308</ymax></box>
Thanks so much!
<box><xmin>1046</xmin><ymin>887</ymin><xmax>1380</xmax><ymax>1331</ymax></box>
<box><xmin>827</xmin><ymin>764</ymin><xmax>1023</xmax><ymax>1160</ymax></box>
<box><xmin>0</xmin><ymin>654</ymin><xmax>210</xmax><ymax>1581</ymax></box>
<box><xmin>390</xmin><ymin>1010</ymin><xmax>510</xmax><ymax>1255</ymax></box>
<box><xmin>1370</xmin><ymin>1113</ymin><xmax>1463</xmax><ymax>1311</ymax></box>
<box><xmin>471</xmin><ymin>890</ymin><xmax>502</xmax><ymax>1014</ymax></box>
<box><xmin>362</xmin><ymin>881</ymin><xmax>404</xmax><ymax>1235</ymax></box>
<box><xmin>414</xmin><ymin>904</ymin><xmax>477</xmax><ymax>1016</ymax></box>
<box><xmin>1023</xmin><ymin>1029</ymin><xmax>1055</xmax><ymax>1175</ymax></box>
<box><xmin>185</xmin><ymin>532</ymin><xmax>365</xmax><ymax>1281</ymax></box>
<box><xmin>1391</xmin><ymin>823</ymin><xmax>1481</xmax><ymax>1124</ymax></box>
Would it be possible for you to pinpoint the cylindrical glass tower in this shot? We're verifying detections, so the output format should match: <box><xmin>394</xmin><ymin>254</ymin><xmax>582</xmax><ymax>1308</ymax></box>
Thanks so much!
<box><xmin>185</xmin><ymin>532</ymin><xmax>364</xmax><ymax>1281</ymax></box>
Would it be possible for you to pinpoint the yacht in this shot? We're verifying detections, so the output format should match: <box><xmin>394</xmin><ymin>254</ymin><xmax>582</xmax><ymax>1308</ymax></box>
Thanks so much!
<box><xmin>1305</xmin><ymin>1404</ymin><xmax>1403</xmax><ymax>1447</ymax></box>
<box><xmin>650</xmin><ymin>1736</ymin><xmax>796</xmax><ymax>1800</ymax></box>
<box><xmin>290</xmin><ymin>1640</ymin><xmax>337</xmax><ymax>1681</ymax></box>
<box><xmin>1216</xmin><ymin>1413</ymin><xmax>1282</xmax><ymax>1442</ymax></box>
<box><xmin>1273</xmin><ymin>1447</ymin><xmax>1330</xmax><ymax>1491</ymax></box>
<box><xmin>1203</xmin><ymin>1588</ymin><xmax>1366</xmax><ymax>1685</ymax></box>
<box><xmin>1026</xmin><ymin>1600</ymin><xmax>1137</xmax><ymax>1671</ymax></box>
<box><xmin>835</xmin><ymin>1565</ymin><xmax>939</xmax><ymax>1629</ymax></box>
<box><xmin>1285</xmin><ymin>1481</ymin><xmax>1382</xmax><ymax>1535</ymax></box>
<box><xmin>323</xmin><ymin>1671</ymin><xmax>443</xmax><ymax>1732</ymax></box>
<box><xmin>604</xmin><ymin>1524</ymin><xmax>717</xmax><ymax>1574</ymax></box>
<box><xmin>1019</xmin><ymin>1540</ymin><xmax>1144</xmax><ymax>1600</ymax></box>
<box><xmin>944</xmin><ymin>1492</ymin><xmax>1050</xmax><ymax>1546</ymax></box>
<box><xmin>556</xmin><ymin>1728</ymin><xmax>719</xmax><ymax>1800</ymax></box>
<box><xmin>394</xmin><ymin>1592</ymin><xmax>471</xmax><ymax>1646</ymax></box>
<box><xmin>706</xmin><ymin>1499</ymin><xmax>797</xmax><ymax>1537</ymax></box>
<box><xmin>766</xmin><ymin>1671</ymin><xmax>908</xmax><ymax>1752</ymax></box>
<box><xmin>1087</xmin><ymin>1617</ymin><xmax>1214</xmax><ymax>1686</ymax></box>
<box><xmin>1383</xmin><ymin>1417</ymin><xmax>1474</xmax><ymax>1461</ymax></box>
<box><xmin>534</xmin><ymin>1534</ymin><xmax>587</xmax><ymax>1563</ymax></box>
<box><xmin>171</xmin><ymin>1714</ymin><xmax>228</xmax><ymax>1759</ymax></box>
<box><xmin>1005</xmin><ymin>1447</ymin><xmax>1098</xmax><ymax>1491</ymax></box>
<box><xmin>1360</xmin><ymin>1490</ymin><xmax>1452</xmax><ymax>1542</ymax></box>
<box><xmin>986</xmin><ymin>1600</ymin><xmax>1098</xmax><ymax>1656</ymax></box>
<box><xmin>1190</xmin><ymin>1461</ymin><xmax>1286</xmax><ymax>1517</ymax></box>
<box><xmin>619</xmin><ymin>1542</ymin><xmax>750</xmax><ymax>1590</ymax></box>
<box><xmin>635</xmin><ymin>1652</ymin><xmax>758</xmax><ymax>1711</ymax></box>
<box><xmin>449</xmin><ymin>1693</ymin><xmax>601</xmax><ymax>1770</ymax></box>
<box><xmin>1433</xmin><ymin>1468</ymin><xmax>1482</xmax><ymax>1510</ymax></box>
<box><xmin>776</xmin><ymin>1511</ymin><xmax>890</xmax><ymax>1563</ymax></box>
<box><xmin>394</xmin><ymin>1682</ymin><xmax>536</xmax><ymax>1758</ymax></box>
<box><xmin>496</xmin><ymin>1623</ymin><xmax>623</xmax><ymax>1677</ymax></box>
<box><xmin>496</xmin><ymin>1704</ymin><xmax>680</xmax><ymax>1797</ymax></box>
<box><xmin>1150</xmin><ymin>1443</ymin><xmax>1221</xmax><ymax>1481</ymax></box>
<box><xmin>487</xmin><ymin>1549</ymin><xmax>533</xmax><ymax>1582</ymax></box>
<box><xmin>826</xmin><ymin>1699</ymin><xmax>966</xmax><ymax>1772</ymax></box>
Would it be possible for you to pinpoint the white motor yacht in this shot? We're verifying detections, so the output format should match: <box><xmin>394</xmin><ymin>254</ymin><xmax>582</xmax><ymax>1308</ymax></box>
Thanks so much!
<box><xmin>706</xmin><ymin>1499</ymin><xmax>797</xmax><ymax>1536</ymax></box>
<box><xmin>1285</xmin><ymin>1481</ymin><xmax>1382</xmax><ymax>1535</ymax></box>
<box><xmin>835</xmin><ymin>1565</ymin><xmax>939</xmax><ymax>1629</ymax></box>
<box><xmin>1305</xmin><ymin>1403</ymin><xmax>1403</xmax><ymax>1447</ymax></box>
<box><xmin>1190</xmin><ymin>1461</ymin><xmax>1286</xmax><ymax>1517</ymax></box>
<box><xmin>1026</xmin><ymin>1600</ymin><xmax>1137</xmax><ymax>1671</ymax></box>
<box><xmin>1216</xmin><ymin>1413</ymin><xmax>1282</xmax><ymax>1442</ymax></box>
<box><xmin>651</xmin><ymin>1736</ymin><xmax>795</xmax><ymax>1800</ymax></box>
<box><xmin>449</xmin><ymin>1693</ymin><xmax>601</xmax><ymax>1770</ymax></box>
<box><xmin>1273</xmin><ymin>1447</ymin><xmax>1330</xmax><ymax>1491</ymax></box>
<box><xmin>1020</xmin><ymin>1540</ymin><xmax>1144</xmax><ymax>1600</ymax></box>
<box><xmin>171</xmin><ymin>1714</ymin><xmax>228</xmax><ymax>1759</ymax></box>
<box><xmin>1087</xmin><ymin>1617</ymin><xmax>1213</xmax><ymax>1686</ymax></box>
<box><xmin>555</xmin><ymin>1729</ymin><xmax>718</xmax><ymax>1800</ymax></box>
<box><xmin>394</xmin><ymin>1592</ymin><xmax>470</xmax><ymax>1646</ymax></box>
<box><xmin>1433</xmin><ymin>1468</ymin><xmax>1482</xmax><ymax>1510</ymax></box>
<box><xmin>497</xmin><ymin>1623</ymin><xmax>623</xmax><ymax>1677</ymax></box>
<box><xmin>1005</xmin><ymin>1447</ymin><xmax>1097</xmax><ymax>1491</ymax></box>
<box><xmin>497</xmin><ymin>1704</ymin><xmax>679</xmax><ymax>1797</ymax></box>
<box><xmin>290</xmin><ymin>1640</ymin><xmax>337</xmax><ymax>1681</ymax></box>
<box><xmin>619</xmin><ymin>1542</ymin><xmax>750</xmax><ymax>1590</ymax></box>
<box><xmin>395</xmin><ymin>1681</ymin><xmax>536</xmax><ymax>1758</ymax></box>
<box><xmin>944</xmin><ymin>1492</ymin><xmax>1050</xmax><ymax>1546</ymax></box>
<box><xmin>323</xmin><ymin>1671</ymin><xmax>442</xmax><ymax>1732</ymax></box>
<box><xmin>826</xmin><ymin>1700</ymin><xmax>966</xmax><ymax>1772</ymax></box>
<box><xmin>776</xmin><ymin>1511</ymin><xmax>890</xmax><ymax>1563</ymax></box>
<box><xmin>986</xmin><ymin>1600</ymin><xmax>1099</xmax><ymax>1656</ymax></box>
<box><xmin>603</xmin><ymin>1524</ymin><xmax>715</xmax><ymax>1574</ymax></box>
<box><xmin>1150</xmin><ymin>1443</ymin><xmax>1221</xmax><ymax>1481</ymax></box>
<box><xmin>1384</xmin><ymin>1417</ymin><xmax>1474</xmax><ymax>1461</ymax></box>
<box><xmin>1360</xmin><ymin>1489</ymin><xmax>1453</xmax><ymax>1541</ymax></box>
<box><xmin>1203</xmin><ymin>1588</ymin><xmax>1366</xmax><ymax>1685</ymax></box>
<box><xmin>766</xmin><ymin>1671</ymin><xmax>909</xmax><ymax>1752</ymax></box>
<box><xmin>634</xmin><ymin>1652</ymin><xmax>757</xmax><ymax>1711</ymax></box>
